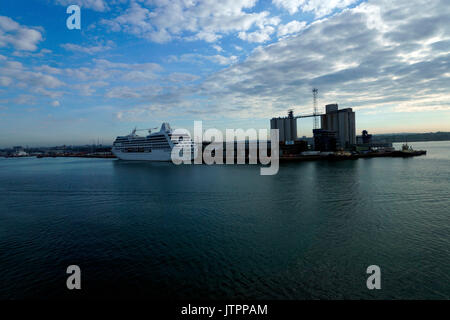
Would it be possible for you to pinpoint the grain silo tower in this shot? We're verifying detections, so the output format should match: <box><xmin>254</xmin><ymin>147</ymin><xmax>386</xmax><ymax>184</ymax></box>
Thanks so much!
<box><xmin>270</xmin><ymin>110</ymin><xmax>298</xmax><ymax>143</ymax></box>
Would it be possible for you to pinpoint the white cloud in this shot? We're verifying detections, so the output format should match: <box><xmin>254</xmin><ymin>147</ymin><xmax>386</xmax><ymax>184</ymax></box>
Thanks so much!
<box><xmin>93</xmin><ymin>59</ymin><xmax>162</xmax><ymax>72</ymax></box>
<box><xmin>273</xmin><ymin>0</ymin><xmax>358</xmax><ymax>17</ymax></box>
<box><xmin>106</xmin><ymin>86</ymin><xmax>160</xmax><ymax>99</ymax></box>
<box><xmin>61</xmin><ymin>41</ymin><xmax>114</xmax><ymax>54</ymax></box>
<box><xmin>0</xmin><ymin>16</ymin><xmax>43</xmax><ymax>51</ymax></box>
<box><xmin>166</xmin><ymin>73</ymin><xmax>200</xmax><ymax>83</ymax></box>
<box><xmin>0</xmin><ymin>76</ymin><xmax>12</xmax><ymax>86</ymax></box>
<box><xmin>12</xmin><ymin>48</ymin><xmax>52</xmax><ymax>58</ymax></box>
<box><xmin>0</xmin><ymin>59</ymin><xmax>64</xmax><ymax>90</ymax></box>
<box><xmin>169</xmin><ymin>53</ymin><xmax>238</xmax><ymax>65</ymax></box>
<box><xmin>212</xmin><ymin>44</ymin><xmax>223</xmax><ymax>52</ymax></box>
<box><xmin>208</xmin><ymin>55</ymin><xmax>239</xmax><ymax>65</ymax></box>
<box><xmin>34</xmin><ymin>65</ymin><xmax>63</xmax><ymax>75</ymax></box>
<box><xmin>73</xmin><ymin>84</ymin><xmax>95</xmax><ymax>96</ymax></box>
<box><xmin>101</xmin><ymin>0</ymin><xmax>280</xmax><ymax>43</ymax></box>
<box><xmin>272</xmin><ymin>0</ymin><xmax>303</xmax><ymax>14</ymax></box>
<box><xmin>115</xmin><ymin>105</ymin><xmax>161</xmax><ymax>121</ymax></box>
<box><xmin>277</xmin><ymin>20</ymin><xmax>307</xmax><ymax>37</ymax></box>
<box><xmin>14</xmin><ymin>94</ymin><xmax>36</xmax><ymax>105</ymax></box>
<box><xmin>0</xmin><ymin>56</ymin><xmax>165</xmax><ymax>104</ymax></box>
<box><xmin>238</xmin><ymin>25</ymin><xmax>276</xmax><ymax>43</ymax></box>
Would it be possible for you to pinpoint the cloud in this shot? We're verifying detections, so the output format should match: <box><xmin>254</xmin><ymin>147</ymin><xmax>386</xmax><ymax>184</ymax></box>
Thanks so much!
<box><xmin>0</xmin><ymin>55</ymin><xmax>163</xmax><ymax>105</ymax></box>
<box><xmin>238</xmin><ymin>25</ymin><xmax>276</xmax><ymax>43</ymax></box>
<box><xmin>34</xmin><ymin>65</ymin><xmax>63</xmax><ymax>75</ymax></box>
<box><xmin>12</xmin><ymin>48</ymin><xmax>52</xmax><ymax>58</ymax></box>
<box><xmin>115</xmin><ymin>105</ymin><xmax>161</xmax><ymax>122</ymax></box>
<box><xmin>55</xmin><ymin>0</ymin><xmax>108</xmax><ymax>12</ymax></box>
<box><xmin>212</xmin><ymin>44</ymin><xmax>223</xmax><ymax>52</ymax></box>
<box><xmin>61</xmin><ymin>41</ymin><xmax>114</xmax><ymax>54</ymax></box>
<box><xmin>73</xmin><ymin>84</ymin><xmax>95</xmax><ymax>96</ymax></box>
<box><xmin>165</xmin><ymin>73</ymin><xmax>200</xmax><ymax>83</ymax></box>
<box><xmin>106</xmin><ymin>86</ymin><xmax>156</xmax><ymax>99</ymax></box>
<box><xmin>0</xmin><ymin>16</ymin><xmax>43</xmax><ymax>51</ymax></box>
<box><xmin>169</xmin><ymin>54</ymin><xmax>238</xmax><ymax>65</ymax></box>
<box><xmin>93</xmin><ymin>58</ymin><xmax>163</xmax><ymax>82</ymax></box>
<box><xmin>272</xmin><ymin>0</ymin><xmax>359</xmax><ymax>17</ymax></box>
<box><xmin>277</xmin><ymin>20</ymin><xmax>307</xmax><ymax>37</ymax></box>
<box><xmin>101</xmin><ymin>0</ymin><xmax>280</xmax><ymax>43</ymax></box>
<box><xmin>194</xmin><ymin>0</ymin><xmax>450</xmax><ymax>118</ymax></box>
<box><xmin>0</xmin><ymin>76</ymin><xmax>12</xmax><ymax>86</ymax></box>
<box><xmin>14</xmin><ymin>94</ymin><xmax>36</xmax><ymax>105</ymax></box>
<box><xmin>0</xmin><ymin>59</ymin><xmax>64</xmax><ymax>89</ymax></box>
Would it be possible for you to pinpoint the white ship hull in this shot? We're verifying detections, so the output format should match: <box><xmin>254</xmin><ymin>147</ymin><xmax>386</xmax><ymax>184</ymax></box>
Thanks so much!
<box><xmin>112</xmin><ymin>149</ymin><xmax>172</xmax><ymax>161</ymax></box>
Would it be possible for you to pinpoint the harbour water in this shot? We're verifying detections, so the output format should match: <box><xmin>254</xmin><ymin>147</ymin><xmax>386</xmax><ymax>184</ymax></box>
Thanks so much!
<box><xmin>0</xmin><ymin>141</ymin><xmax>449</xmax><ymax>299</ymax></box>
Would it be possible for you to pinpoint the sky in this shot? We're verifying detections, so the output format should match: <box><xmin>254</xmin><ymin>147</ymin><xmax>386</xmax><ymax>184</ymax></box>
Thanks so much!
<box><xmin>0</xmin><ymin>0</ymin><xmax>449</xmax><ymax>146</ymax></box>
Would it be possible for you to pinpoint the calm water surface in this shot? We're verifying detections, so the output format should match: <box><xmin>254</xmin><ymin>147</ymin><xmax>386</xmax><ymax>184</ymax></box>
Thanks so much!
<box><xmin>0</xmin><ymin>141</ymin><xmax>449</xmax><ymax>299</ymax></box>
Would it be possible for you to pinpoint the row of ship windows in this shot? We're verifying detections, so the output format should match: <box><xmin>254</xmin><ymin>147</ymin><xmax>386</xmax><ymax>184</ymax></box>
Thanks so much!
<box><xmin>114</xmin><ymin>142</ymin><xmax>170</xmax><ymax>146</ymax></box>
<box><xmin>115</xmin><ymin>143</ymin><xmax>169</xmax><ymax>146</ymax></box>
<box><xmin>114</xmin><ymin>143</ymin><xmax>193</xmax><ymax>148</ymax></box>
<box><xmin>118</xmin><ymin>147</ymin><xmax>171</xmax><ymax>152</ymax></box>
<box><xmin>116</xmin><ymin>138</ymin><xmax>190</xmax><ymax>143</ymax></box>
<box><xmin>116</xmin><ymin>136</ymin><xmax>190</xmax><ymax>142</ymax></box>
<box><xmin>115</xmin><ymin>140</ymin><xmax>169</xmax><ymax>144</ymax></box>
<box><xmin>115</xmin><ymin>146</ymin><xmax>170</xmax><ymax>150</ymax></box>
<box><xmin>115</xmin><ymin>145</ymin><xmax>170</xmax><ymax>149</ymax></box>
<box><xmin>115</xmin><ymin>136</ymin><xmax>168</xmax><ymax>141</ymax></box>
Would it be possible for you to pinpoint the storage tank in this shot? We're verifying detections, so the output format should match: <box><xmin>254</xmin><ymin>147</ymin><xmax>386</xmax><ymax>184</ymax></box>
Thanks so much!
<box><xmin>290</xmin><ymin>117</ymin><xmax>297</xmax><ymax>141</ymax></box>
<box><xmin>284</xmin><ymin>118</ymin><xmax>292</xmax><ymax>142</ymax></box>
<box><xmin>277</xmin><ymin>118</ymin><xmax>285</xmax><ymax>142</ymax></box>
<box><xmin>271</xmin><ymin>111</ymin><xmax>298</xmax><ymax>143</ymax></box>
<box><xmin>270</xmin><ymin>118</ymin><xmax>277</xmax><ymax>130</ymax></box>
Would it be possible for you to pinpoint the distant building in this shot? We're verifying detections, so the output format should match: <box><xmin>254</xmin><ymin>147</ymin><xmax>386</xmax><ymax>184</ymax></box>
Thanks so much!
<box><xmin>12</xmin><ymin>146</ymin><xmax>28</xmax><ymax>157</ymax></box>
<box><xmin>361</xmin><ymin>130</ymin><xmax>373</xmax><ymax>144</ymax></box>
<box><xmin>270</xmin><ymin>110</ymin><xmax>298</xmax><ymax>143</ymax></box>
<box><xmin>325</xmin><ymin>103</ymin><xmax>338</xmax><ymax>113</ymax></box>
<box><xmin>356</xmin><ymin>130</ymin><xmax>393</xmax><ymax>151</ymax></box>
<box><xmin>313</xmin><ymin>129</ymin><xmax>337</xmax><ymax>151</ymax></box>
<box><xmin>280</xmin><ymin>140</ymin><xmax>308</xmax><ymax>155</ymax></box>
<box><xmin>320</xmin><ymin>104</ymin><xmax>356</xmax><ymax>149</ymax></box>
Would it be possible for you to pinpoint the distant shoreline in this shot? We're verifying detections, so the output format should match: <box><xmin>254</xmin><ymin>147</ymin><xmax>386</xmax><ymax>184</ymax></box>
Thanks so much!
<box><xmin>1</xmin><ymin>135</ymin><xmax>449</xmax><ymax>151</ymax></box>
<box><xmin>370</xmin><ymin>132</ymin><xmax>450</xmax><ymax>144</ymax></box>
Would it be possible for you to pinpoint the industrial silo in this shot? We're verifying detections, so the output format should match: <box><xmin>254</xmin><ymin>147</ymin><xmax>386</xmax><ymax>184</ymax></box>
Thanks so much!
<box><xmin>277</xmin><ymin>118</ymin><xmax>285</xmax><ymax>142</ymax></box>
<box><xmin>284</xmin><ymin>117</ymin><xmax>292</xmax><ymax>142</ymax></box>
<box><xmin>290</xmin><ymin>117</ymin><xmax>297</xmax><ymax>141</ymax></box>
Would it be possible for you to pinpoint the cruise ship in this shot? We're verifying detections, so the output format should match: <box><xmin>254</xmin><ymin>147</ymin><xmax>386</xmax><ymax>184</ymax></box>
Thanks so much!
<box><xmin>112</xmin><ymin>123</ymin><xmax>195</xmax><ymax>161</ymax></box>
